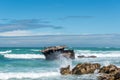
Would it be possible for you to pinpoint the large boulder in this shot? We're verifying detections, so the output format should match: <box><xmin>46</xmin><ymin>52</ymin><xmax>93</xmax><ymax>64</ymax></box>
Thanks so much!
<box><xmin>99</xmin><ymin>64</ymin><xmax>119</xmax><ymax>74</ymax></box>
<box><xmin>41</xmin><ymin>46</ymin><xmax>75</xmax><ymax>60</ymax></box>
<box><xmin>72</xmin><ymin>63</ymin><xmax>101</xmax><ymax>75</ymax></box>
<box><xmin>60</xmin><ymin>63</ymin><xmax>101</xmax><ymax>75</ymax></box>
<box><xmin>98</xmin><ymin>65</ymin><xmax>120</xmax><ymax>80</ymax></box>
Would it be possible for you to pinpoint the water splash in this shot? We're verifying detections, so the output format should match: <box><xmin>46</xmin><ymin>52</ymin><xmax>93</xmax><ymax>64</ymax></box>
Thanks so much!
<box><xmin>103</xmin><ymin>61</ymin><xmax>111</xmax><ymax>66</ymax></box>
<box><xmin>55</xmin><ymin>52</ymin><xmax>73</xmax><ymax>70</ymax></box>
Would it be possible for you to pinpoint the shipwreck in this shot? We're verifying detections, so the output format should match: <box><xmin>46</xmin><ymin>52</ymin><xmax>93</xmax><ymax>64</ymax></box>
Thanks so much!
<box><xmin>41</xmin><ymin>46</ymin><xmax>75</xmax><ymax>60</ymax></box>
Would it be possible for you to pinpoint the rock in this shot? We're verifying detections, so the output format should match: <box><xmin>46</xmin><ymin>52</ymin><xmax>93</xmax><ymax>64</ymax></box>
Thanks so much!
<box><xmin>41</xmin><ymin>46</ymin><xmax>75</xmax><ymax>60</ymax></box>
<box><xmin>99</xmin><ymin>64</ymin><xmax>119</xmax><ymax>74</ymax></box>
<box><xmin>72</xmin><ymin>63</ymin><xmax>101</xmax><ymax>75</ymax></box>
<box><xmin>60</xmin><ymin>65</ymin><xmax>71</xmax><ymax>75</ymax></box>
<box><xmin>77</xmin><ymin>55</ymin><xmax>85</xmax><ymax>58</ymax></box>
<box><xmin>88</xmin><ymin>55</ymin><xmax>97</xmax><ymax>58</ymax></box>
<box><xmin>59</xmin><ymin>63</ymin><xmax>120</xmax><ymax>80</ymax></box>
<box><xmin>98</xmin><ymin>74</ymin><xmax>115</xmax><ymax>80</ymax></box>
<box><xmin>60</xmin><ymin>63</ymin><xmax>101</xmax><ymax>75</ymax></box>
<box><xmin>62</xmin><ymin>50</ymin><xmax>75</xmax><ymax>59</ymax></box>
<box><xmin>78</xmin><ymin>55</ymin><xmax>97</xmax><ymax>58</ymax></box>
<box><xmin>98</xmin><ymin>72</ymin><xmax>120</xmax><ymax>80</ymax></box>
<box><xmin>114</xmin><ymin>72</ymin><xmax>120</xmax><ymax>79</ymax></box>
<box><xmin>98</xmin><ymin>65</ymin><xmax>120</xmax><ymax>80</ymax></box>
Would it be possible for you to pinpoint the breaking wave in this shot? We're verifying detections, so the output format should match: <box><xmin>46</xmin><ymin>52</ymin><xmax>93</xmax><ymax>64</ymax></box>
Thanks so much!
<box><xmin>75</xmin><ymin>50</ymin><xmax>120</xmax><ymax>58</ymax></box>
<box><xmin>0</xmin><ymin>72</ymin><xmax>60</xmax><ymax>80</ymax></box>
<box><xmin>0</xmin><ymin>50</ymin><xmax>12</xmax><ymax>54</ymax></box>
<box><xmin>3</xmin><ymin>54</ymin><xmax>45</xmax><ymax>59</ymax></box>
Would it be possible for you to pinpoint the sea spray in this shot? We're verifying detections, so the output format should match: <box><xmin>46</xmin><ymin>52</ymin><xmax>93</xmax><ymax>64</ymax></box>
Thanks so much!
<box><xmin>103</xmin><ymin>61</ymin><xmax>111</xmax><ymax>66</ymax></box>
<box><xmin>58</xmin><ymin>53</ymin><xmax>72</xmax><ymax>70</ymax></box>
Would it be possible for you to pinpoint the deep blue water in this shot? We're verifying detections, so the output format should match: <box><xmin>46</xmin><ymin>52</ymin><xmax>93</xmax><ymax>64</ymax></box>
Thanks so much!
<box><xmin>0</xmin><ymin>47</ymin><xmax>120</xmax><ymax>80</ymax></box>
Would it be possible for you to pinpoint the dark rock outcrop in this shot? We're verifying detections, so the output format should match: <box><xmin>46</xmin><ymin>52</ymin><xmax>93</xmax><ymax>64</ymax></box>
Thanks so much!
<box><xmin>78</xmin><ymin>55</ymin><xmax>97</xmax><ymax>58</ymax></box>
<box><xmin>98</xmin><ymin>74</ymin><xmax>115</xmax><ymax>80</ymax></box>
<box><xmin>98</xmin><ymin>72</ymin><xmax>120</xmax><ymax>80</ymax></box>
<box><xmin>41</xmin><ymin>46</ymin><xmax>75</xmax><ymax>60</ymax></box>
<box><xmin>98</xmin><ymin>64</ymin><xmax>120</xmax><ymax>80</ymax></box>
<box><xmin>114</xmin><ymin>72</ymin><xmax>120</xmax><ymax>79</ymax></box>
<box><xmin>72</xmin><ymin>63</ymin><xmax>101</xmax><ymax>75</ymax></box>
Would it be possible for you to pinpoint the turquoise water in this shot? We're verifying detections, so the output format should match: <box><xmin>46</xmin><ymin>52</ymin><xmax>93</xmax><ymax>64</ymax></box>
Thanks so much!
<box><xmin>0</xmin><ymin>47</ymin><xmax>120</xmax><ymax>80</ymax></box>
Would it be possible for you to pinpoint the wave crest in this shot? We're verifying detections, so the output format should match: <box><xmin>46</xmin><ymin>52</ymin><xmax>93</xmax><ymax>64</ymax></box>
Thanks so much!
<box><xmin>75</xmin><ymin>50</ymin><xmax>120</xmax><ymax>58</ymax></box>
<box><xmin>4</xmin><ymin>54</ymin><xmax>45</xmax><ymax>59</ymax></box>
<box><xmin>0</xmin><ymin>50</ymin><xmax>12</xmax><ymax>54</ymax></box>
<box><xmin>0</xmin><ymin>72</ymin><xmax>59</xmax><ymax>79</ymax></box>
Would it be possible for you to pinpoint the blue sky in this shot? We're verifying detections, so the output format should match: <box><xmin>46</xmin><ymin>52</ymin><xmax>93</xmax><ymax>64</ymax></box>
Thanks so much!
<box><xmin>0</xmin><ymin>0</ymin><xmax>120</xmax><ymax>47</ymax></box>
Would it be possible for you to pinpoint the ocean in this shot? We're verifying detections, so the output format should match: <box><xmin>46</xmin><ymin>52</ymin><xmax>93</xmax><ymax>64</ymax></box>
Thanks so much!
<box><xmin>0</xmin><ymin>47</ymin><xmax>120</xmax><ymax>80</ymax></box>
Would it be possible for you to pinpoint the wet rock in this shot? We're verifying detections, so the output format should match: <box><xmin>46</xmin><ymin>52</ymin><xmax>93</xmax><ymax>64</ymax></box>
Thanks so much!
<box><xmin>114</xmin><ymin>72</ymin><xmax>120</xmax><ymax>79</ymax></box>
<box><xmin>77</xmin><ymin>55</ymin><xmax>85</xmax><ymax>58</ymax></box>
<box><xmin>60</xmin><ymin>63</ymin><xmax>101</xmax><ymax>75</ymax></box>
<box><xmin>98</xmin><ymin>72</ymin><xmax>120</xmax><ymax>80</ymax></box>
<box><xmin>98</xmin><ymin>65</ymin><xmax>120</xmax><ymax>80</ymax></box>
<box><xmin>60</xmin><ymin>63</ymin><xmax>120</xmax><ymax>80</ymax></box>
<box><xmin>88</xmin><ymin>55</ymin><xmax>97</xmax><ymax>58</ymax></box>
<box><xmin>78</xmin><ymin>55</ymin><xmax>97</xmax><ymax>58</ymax></box>
<box><xmin>41</xmin><ymin>46</ymin><xmax>75</xmax><ymax>60</ymax></box>
<box><xmin>72</xmin><ymin>63</ymin><xmax>101</xmax><ymax>75</ymax></box>
<box><xmin>62</xmin><ymin>50</ymin><xmax>75</xmax><ymax>59</ymax></box>
<box><xmin>60</xmin><ymin>65</ymin><xmax>71</xmax><ymax>75</ymax></box>
<box><xmin>98</xmin><ymin>74</ymin><xmax>115</xmax><ymax>80</ymax></box>
<box><xmin>99</xmin><ymin>64</ymin><xmax>120</xmax><ymax>74</ymax></box>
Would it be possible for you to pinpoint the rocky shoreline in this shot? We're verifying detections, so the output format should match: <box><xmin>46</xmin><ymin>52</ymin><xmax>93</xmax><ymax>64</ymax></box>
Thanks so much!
<box><xmin>41</xmin><ymin>46</ymin><xmax>120</xmax><ymax>80</ymax></box>
<box><xmin>60</xmin><ymin>63</ymin><xmax>120</xmax><ymax>80</ymax></box>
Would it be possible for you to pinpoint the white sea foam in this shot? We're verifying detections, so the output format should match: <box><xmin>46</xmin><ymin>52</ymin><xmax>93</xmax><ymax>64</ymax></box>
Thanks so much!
<box><xmin>4</xmin><ymin>54</ymin><xmax>45</xmax><ymax>59</ymax></box>
<box><xmin>75</xmin><ymin>50</ymin><xmax>120</xmax><ymax>58</ymax></box>
<box><xmin>0</xmin><ymin>72</ymin><xmax>60</xmax><ymax>80</ymax></box>
<box><xmin>0</xmin><ymin>50</ymin><xmax>12</xmax><ymax>54</ymax></box>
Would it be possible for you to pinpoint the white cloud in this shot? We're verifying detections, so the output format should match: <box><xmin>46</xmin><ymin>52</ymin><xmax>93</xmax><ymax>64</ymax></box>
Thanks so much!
<box><xmin>0</xmin><ymin>30</ymin><xmax>62</xmax><ymax>36</ymax></box>
<box><xmin>0</xmin><ymin>30</ymin><xmax>33</xmax><ymax>36</ymax></box>
<box><xmin>0</xmin><ymin>19</ymin><xmax>63</xmax><ymax>32</ymax></box>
